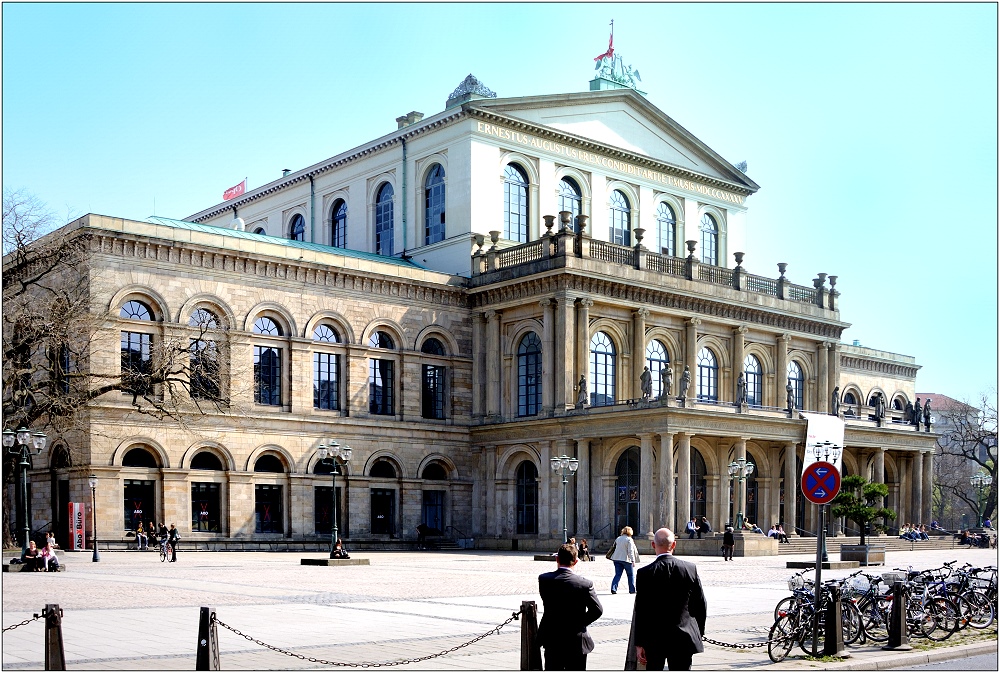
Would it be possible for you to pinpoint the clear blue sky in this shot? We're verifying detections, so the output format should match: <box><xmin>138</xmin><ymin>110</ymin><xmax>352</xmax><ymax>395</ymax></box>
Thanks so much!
<box><xmin>4</xmin><ymin>3</ymin><xmax>997</xmax><ymax>403</ymax></box>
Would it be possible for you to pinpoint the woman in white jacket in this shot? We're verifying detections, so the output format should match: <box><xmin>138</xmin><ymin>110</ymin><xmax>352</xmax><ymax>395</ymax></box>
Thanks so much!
<box><xmin>608</xmin><ymin>525</ymin><xmax>640</xmax><ymax>594</ymax></box>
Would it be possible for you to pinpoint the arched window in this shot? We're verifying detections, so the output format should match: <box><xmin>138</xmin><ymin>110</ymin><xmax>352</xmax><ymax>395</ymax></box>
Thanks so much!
<box><xmin>517</xmin><ymin>332</ymin><xmax>542</xmax><ymax>417</ymax></box>
<box><xmin>313</xmin><ymin>325</ymin><xmax>339</xmax><ymax>342</ymax></box>
<box><xmin>253</xmin><ymin>317</ymin><xmax>283</xmax><ymax>406</ymax></box>
<box><xmin>700</xmin><ymin>213</ymin><xmax>718</xmax><ymax>265</ymax></box>
<box><xmin>375</xmin><ymin>183</ymin><xmax>394</xmax><ymax>256</ymax></box>
<box><xmin>424</xmin><ymin>164</ymin><xmax>446</xmax><ymax>245</ymax></box>
<box><xmin>122</xmin><ymin>447</ymin><xmax>157</xmax><ymax>468</ymax></box>
<box><xmin>645</xmin><ymin>339</ymin><xmax>669</xmax><ymax>399</ymax></box>
<box><xmin>253</xmin><ymin>226</ymin><xmax>267</xmax><ymax>235</ymax></box>
<box><xmin>892</xmin><ymin>396</ymin><xmax>905</xmax><ymax>411</ymax></box>
<box><xmin>421</xmin><ymin>337</ymin><xmax>446</xmax><ymax>420</ymax></box>
<box><xmin>254</xmin><ymin>454</ymin><xmax>285</xmax><ymax>473</ymax></box>
<box><xmin>313</xmin><ymin>325</ymin><xmax>341</xmax><ymax>411</ymax></box>
<box><xmin>609</xmin><ymin>190</ymin><xmax>631</xmax><ymax>246</ymax></box>
<box><xmin>696</xmin><ymin>347</ymin><xmax>718</xmax><ymax>401</ymax></box>
<box><xmin>189</xmin><ymin>309</ymin><xmax>222</xmax><ymax>401</ymax></box>
<box><xmin>120</xmin><ymin>300</ymin><xmax>153</xmax><ymax>320</ymax></box>
<box><xmin>656</xmin><ymin>202</ymin><xmax>676</xmax><ymax>256</ymax></box>
<box><xmin>557</xmin><ymin>177</ymin><xmax>582</xmax><ymax>229</ymax></box>
<box><xmin>189</xmin><ymin>308</ymin><xmax>220</xmax><ymax>330</ymax></box>
<box><xmin>422</xmin><ymin>462</ymin><xmax>448</xmax><ymax>480</ymax></box>
<box><xmin>370</xmin><ymin>460</ymin><xmax>397</xmax><ymax>479</ymax></box>
<box><xmin>743</xmin><ymin>354</ymin><xmax>763</xmax><ymax>407</ymax></box>
<box><xmin>191</xmin><ymin>451</ymin><xmax>223</xmax><ymax>471</ymax></box>
<box><xmin>843</xmin><ymin>391</ymin><xmax>857</xmax><ymax>406</ymax></box>
<box><xmin>787</xmin><ymin>361</ymin><xmax>804</xmax><ymax>410</ymax></box>
<box><xmin>515</xmin><ymin>460</ymin><xmax>538</xmax><ymax>534</ymax></box>
<box><xmin>253</xmin><ymin>317</ymin><xmax>282</xmax><ymax>336</ymax></box>
<box><xmin>503</xmin><ymin>164</ymin><xmax>529</xmax><ymax>243</ymax></box>
<box><xmin>330</xmin><ymin>199</ymin><xmax>347</xmax><ymax>249</ymax></box>
<box><xmin>615</xmin><ymin>447</ymin><xmax>640</xmax><ymax>533</ymax></box>
<box><xmin>589</xmin><ymin>331</ymin><xmax>616</xmax><ymax>407</ymax></box>
<box><xmin>369</xmin><ymin>331</ymin><xmax>395</xmax><ymax>415</ymax></box>
<box><xmin>421</xmin><ymin>338</ymin><xmax>445</xmax><ymax>355</ymax></box>
<box><xmin>289</xmin><ymin>214</ymin><xmax>306</xmax><ymax>241</ymax></box>
<box><xmin>690</xmin><ymin>448</ymin><xmax>707</xmax><ymax>518</ymax></box>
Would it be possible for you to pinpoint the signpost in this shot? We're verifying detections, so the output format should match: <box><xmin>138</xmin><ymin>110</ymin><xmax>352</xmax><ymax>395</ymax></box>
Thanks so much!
<box><xmin>801</xmin><ymin>460</ymin><xmax>842</xmax><ymax>655</ymax></box>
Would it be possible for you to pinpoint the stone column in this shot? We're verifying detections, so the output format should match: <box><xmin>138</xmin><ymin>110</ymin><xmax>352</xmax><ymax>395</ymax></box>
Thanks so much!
<box><xmin>733</xmin><ymin>437</ymin><xmax>748</xmax><ymax>524</ymax></box>
<box><xmin>897</xmin><ymin>455</ymin><xmax>909</xmax><ymax>526</ymax></box>
<box><xmin>575</xmin><ymin>299</ymin><xmax>593</xmax><ymax>399</ymax></box>
<box><xmin>540</xmin><ymin>441</ymin><xmax>552</xmax><ymax>538</ymax></box>
<box><xmin>554</xmin><ymin>294</ymin><xmax>573</xmax><ymax>411</ymax></box>
<box><xmin>659</xmin><ymin>432</ymin><xmax>675</xmax><ymax>532</ymax></box>
<box><xmin>639</xmin><ymin>433</ymin><xmax>655</xmax><ymax>538</ymax></box>
<box><xmin>732</xmin><ymin>325</ymin><xmax>747</xmax><ymax>402</ymax></box>
<box><xmin>676</xmin><ymin>433</ymin><xmax>691</xmax><ymax>525</ymax></box>
<box><xmin>775</xmin><ymin>334</ymin><xmax>790</xmax><ymax>408</ymax></box>
<box><xmin>472</xmin><ymin>313</ymin><xmax>485</xmax><ymax>418</ymax></box>
<box><xmin>783</xmin><ymin>442</ymin><xmax>798</xmax><ymax>534</ymax></box>
<box><xmin>873</xmin><ymin>448</ymin><xmax>885</xmax><ymax>509</ymax></box>
<box><xmin>707</xmin><ymin>475</ymin><xmax>723</xmax><ymax>530</ymax></box>
<box><xmin>912</xmin><ymin>451</ymin><xmax>924</xmax><ymax>525</ymax></box>
<box><xmin>485</xmin><ymin>310</ymin><xmax>502</xmax><ymax>419</ymax></box>
<box><xmin>228</xmin><ymin>472</ymin><xmax>254</xmax><ymax>538</ymax></box>
<box><xmin>685</xmin><ymin>318</ymin><xmax>701</xmax><ymax>393</ymax></box>
<box><xmin>817</xmin><ymin>342</ymin><xmax>830</xmax><ymax>413</ymax></box>
<box><xmin>484</xmin><ymin>446</ymin><xmax>497</xmax><ymax>537</ymax></box>
<box><xmin>575</xmin><ymin>439</ymin><xmax>590</xmax><ymax>536</ymax></box>
<box><xmin>769</xmin><ymin>445</ymin><xmax>783</xmax><ymax>528</ymax></box>
<box><xmin>541</xmin><ymin>299</ymin><xmax>555</xmax><ymax>414</ymax></box>
<box><xmin>922</xmin><ymin>452</ymin><xmax>934</xmax><ymax>525</ymax></box>
<box><xmin>632</xmin><ymin>308</ymin><xmax>649</xmax><ymax>399</ymax></box>
<box><xmin>828</xmin><ymin>343</ymin><xmax>841</xmax><ymax>408</ymax></box>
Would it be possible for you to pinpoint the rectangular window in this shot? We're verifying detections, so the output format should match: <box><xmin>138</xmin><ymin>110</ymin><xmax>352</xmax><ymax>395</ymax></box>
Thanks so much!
<box><xmin>254</xmin><ymin>346</ymin><xmax>282</xmax><ymax>406</ymax></box>
<box><xmin>369</xmin><ymin>359</ymin><xmax>394</xmax><ymax>415</ymax></box>
<box><xmin>121</xmin><ymin>331</ymin><xmax>152</xmax><ymax>394</ymax></box>
<box><xmin>191</xmin><ymin>483</ymin><xmax>221</xmax><ymax>532</ymax></box>
<box><xmin>314</xmin><ymin>486</ymin><xmax>343</xmax><ymax>536</ymax></box>
<box><xmin>190</xmin><ymin>340</ymin><xmax>221</xmax><ymax>400</ymax></box>
<box><xmin>123</xmin><ymin>479</ymin><xmax>155</xmax><ymax>531</ymax></box>
<box><xmin>254</xmin><ymin>484</ymin><xmax>283</xmax><ymax>534</ymax></box>
<box><xmin>421</xmin><ymin>364</ymin><xmax>445</xmax><ymax>419</ymax></box>
<box><xmin>50</xmin><ymin>344</ymin><xmax>71</xmax><ymax>394</ymax></box>
<box><xmin>421</xmin><ymin>490</ymin><xmax>445</xmax><ymax>532</ymax></box>
<box><xmin>313</xmin><ymin>352</ymin><xmax>340</xmax><ymax>410</ymax></box>
<box><xmin>370</xmin><ymin>488</ymin><xmax>396</xmax><ymax>535</ymax></box>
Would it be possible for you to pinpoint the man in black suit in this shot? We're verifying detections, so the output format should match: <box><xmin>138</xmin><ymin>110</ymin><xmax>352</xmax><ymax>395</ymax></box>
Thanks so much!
<box><xmin>634</xmin><ymin>528</ymin><xmax>707</xmax><ymax>671</ymax></box>
<box><xmin>537</xmin><ymin>543</ymin><xmax>604</xmax><ymax>670</ymax></box>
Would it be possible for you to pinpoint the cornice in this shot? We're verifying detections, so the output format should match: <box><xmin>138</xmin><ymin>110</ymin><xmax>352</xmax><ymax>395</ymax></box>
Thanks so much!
<box><xmin>841</xmin><ymin>356</ymin><xmax>919</xmax><ymax>379</ymax></box>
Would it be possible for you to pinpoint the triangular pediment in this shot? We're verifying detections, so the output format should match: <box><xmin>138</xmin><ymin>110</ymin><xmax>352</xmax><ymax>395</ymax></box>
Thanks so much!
<box><xmin>471</xmin><ymin>90</ymin><xmax>757</xmax><ymax>192</ymax></box>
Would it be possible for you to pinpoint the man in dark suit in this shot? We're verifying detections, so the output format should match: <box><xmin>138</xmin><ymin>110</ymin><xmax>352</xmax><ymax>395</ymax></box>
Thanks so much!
<box><xmin>634</xmin><ymin>528</ymin><xmax>707</xmax><ymax>671</ymax></box>
<box><xmin>537</xmin><ymin>543</ymin><xmax>604</xmax><ymax>670</ymax></box>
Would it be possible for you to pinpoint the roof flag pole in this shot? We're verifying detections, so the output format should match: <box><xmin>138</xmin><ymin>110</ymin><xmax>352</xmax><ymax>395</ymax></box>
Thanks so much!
<box><xmin>594</xmin><ymin>20</ymin><xmax>614</xmax><ymax>61</ymax></box>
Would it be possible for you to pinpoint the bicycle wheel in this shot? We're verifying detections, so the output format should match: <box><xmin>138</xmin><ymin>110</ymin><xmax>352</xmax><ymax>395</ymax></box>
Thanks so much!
<box><xmin>160</xmin><ymin>545</ymin><xmax>167</xmax><ymax>562</ymax></box>
<box><xmin>798</xmin><ymin>610</ymin><xmax>825</xmax><ymax>655</ymax></box>
<box><xmin>861</xmin><ymin>598</ymin><xmax>890</xmax><ymax>642</ymax></box>
<box><xmin>768</xmin><ymin>615</ymin><xmax>796</xmax><ymax>663</ymax></box>
<box><xmin>961</xmin><ymin>590</ymin><xmax>995</xmax><ymax>629</ymax></box>
<box><xmin>774</xmin><ymin>596</ymin><xmax>796</xmax><ymax>621</ymax></box>
<box><xmin>841</xmin><ymin>601</ymin><xmax>863</xmax><ymax>645</ymax></box>
<box><xmin>921</xmin><ymin>597</ymin><xmax>960</xmax><ymax>641</ymax></box>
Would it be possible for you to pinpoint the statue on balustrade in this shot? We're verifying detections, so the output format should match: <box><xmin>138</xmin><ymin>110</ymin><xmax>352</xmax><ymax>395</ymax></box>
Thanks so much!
<box><xmin>735</xmin><ymin>373</ymin><xmax>747</xmax><ymax>406</ymax></box>
<box><xmin>640</xmin><ymin>366</ymin><xmax>652</xmax><ymax>400</ymax></box>
<box><xmin>785</xmin><ymin>378</ymin><xmax>794</xmax><ymax>412</ymax></box>
<box><xmin>905</xmin><ymin>401</ymin><xmax>914</xmax><ymax>425</ymax></box>
<box><xmin>576</xmin><ymin>375</ymin><xmax>588</xmax><ymax>408</ymax></box>
<box><xmin>923</xmin><ymin>399</ymin><xmax>932</xmax><ymax>431</ymax></box>
<box><xmin>831</xmin><ymin>386</ymin><xmax>840</xmax><ymax>416</ymax></box>
<box><xmin>913</xmin><ymin>398</ymin><xmax>922</xmax><ymax>429</ymax></box>
<box><xmin>660</xmin><ymin>366</ymin><xmax>672</xmax><ymax>400</ymax></box>
<box><xmin>679</xmin><ymin>366</ymin><xmax>691</xmax><ymax>400</ymax></box>
<box><xmin>873</xmin><ymin>392</ymin><xmax>885</xmax><ymax>424</ymax></box>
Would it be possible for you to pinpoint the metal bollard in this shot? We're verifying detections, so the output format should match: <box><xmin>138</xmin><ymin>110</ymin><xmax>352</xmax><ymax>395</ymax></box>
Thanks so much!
<box><xmin>882</xmin><ymin>582</ymin><xmax>912</xmax><ymax>651</ymax></box>
<box><xmin>42</xmin><ymin>604</ymin><xmax>66</xmax><ymax>670</ymax></box>
<box><xmin>519</xmin><ymin>600</ymin><xmax>542</xmax><ymax>671</ymax></box>
<box><xmin>823</xmin><ymin>586</ymin><xmax>849</xmax><ymax>657</ymax></box>
<box><xmin>196</xmin><ymin>607</ymin><xmax>220</xmax><ymax>670</ymax></box>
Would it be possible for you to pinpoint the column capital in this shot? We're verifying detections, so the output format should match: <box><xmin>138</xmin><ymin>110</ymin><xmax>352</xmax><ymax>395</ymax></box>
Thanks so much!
<box><xmin>733</xmin><ymin>324</ymin><xmax>749</xmax><ymax>335</ymax></box>
<box><xmin>484</xmin><ymin>309</ymin><xmax>501</xmax><ymax>321</ymax></box>
<box><xmin>539</xmin><ymin>298</ymin><xmax>554</xmax><ymax>308</ymax></box>
<box><xmin>633</xmin><ymin>307</ymin><xmax>650</xmax><ymax>320</ymax></box>
<box><xmin>779</xmin><ymin>333</ymin><xmax>792</xmax><ymax>344</ymax></box>
<box><xmin>819</xmin><ymin>341</ymin><xmax>831</xmax><ymax>351</ymax></box>
<box><xmin>576</xmin><ymin>298</ymin><xmax>594</xmax><ymax>309</ymax></box>
<box><xmin>686</xmin><ymin>317</ymin><xmax>702</xmax><ymax>327</ymax></box>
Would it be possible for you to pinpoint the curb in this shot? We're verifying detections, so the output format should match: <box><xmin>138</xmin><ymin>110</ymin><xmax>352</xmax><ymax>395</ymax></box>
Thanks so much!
<box><xmin>821</xmin><ymin>640</ymin><xmax>998</xmax><ymax>670</ymax></box>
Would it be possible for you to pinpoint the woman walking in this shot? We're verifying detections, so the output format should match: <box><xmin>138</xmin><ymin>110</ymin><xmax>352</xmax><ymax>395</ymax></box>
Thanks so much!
<box><xmin>609</xmin><ymin>526</ymin><xmax>640</xmax><ymax>594</ymax></box>
<box><xmin>722</xmin><ymin>526</ymin><xmax>735</xmax><ymax>561</ymax></box>
<box><xmin>168</xmin><ymin>523</ymin><xmax>180</xmax><ymax>562</ymax></box>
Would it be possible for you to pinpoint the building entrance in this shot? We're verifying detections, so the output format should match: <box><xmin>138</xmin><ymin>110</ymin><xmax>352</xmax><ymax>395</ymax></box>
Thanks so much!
<box><xmin>371</xmin><ymin>488</ymin><xmax>396</xmax><ymax>535</ymax></box>
<box><xmin>615</xmin><ymin>447</ymin><xmax>640</xmax><ymax>533</ymax></box>
<box><xmin>123</xmin><ymin>480</ymin><xmax>155</xmax><ymax>531</ymax></box>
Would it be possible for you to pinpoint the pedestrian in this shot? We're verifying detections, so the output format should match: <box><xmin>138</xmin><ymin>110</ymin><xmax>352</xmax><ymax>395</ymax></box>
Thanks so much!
<box><xmin>168</xmin><ymin>523</ymin><xmax>180</xmax><ymax>562</ymax></box>
<box><xmin>536</xmin><ymin>543</ymin><xmax>604</xmax><ymax>670</ymax></box>
<box><xmin>609</xmin><ymin>526</ymin><xmax>640</xmax><ymax>594</ymax></box>
<box><xmin>633</xmin><ymin>528</ymin><xmax>707</xmax><ymax>671</ymax></box>
<box><xmin>684</xmin><ymin>518</ymin><xmax>698</xmax><ymax>540</ymax></box>
<box><xmin>722</xmin><ymin>526</ymin><xmax>735</xmax><ymax>561</ymax></box>
<box><xmin>697</xmin><ymin>516</ymin><xmax>712</xmax><ymax>538</ymax></box>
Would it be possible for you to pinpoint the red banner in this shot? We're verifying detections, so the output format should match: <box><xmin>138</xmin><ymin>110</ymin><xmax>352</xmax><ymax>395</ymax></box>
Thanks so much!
<box><xmin>70</xmin><ymin>502</ymin><xmax>86</xmax><ymax>550</ymax></box>
<box><xmin>223</xmin><ymin>179</ymin><xmax>246</xmax><ymax>201</ymax></box>
<box><xmin>594</xmin><ymin>33</ymin><xmax>614</xmax><ymax>61</ymax></box>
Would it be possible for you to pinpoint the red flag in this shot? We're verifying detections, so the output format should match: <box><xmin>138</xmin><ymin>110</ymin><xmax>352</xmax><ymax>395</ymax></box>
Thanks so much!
<box><xmin>594</xmin><ymin>32</ymin><xmax>614</xmax><ymax>61</ymax></box>
<box><xmin>223</xmin><ymin>179</ymin><xmax>246</xmax><ymax>201</ymax></box>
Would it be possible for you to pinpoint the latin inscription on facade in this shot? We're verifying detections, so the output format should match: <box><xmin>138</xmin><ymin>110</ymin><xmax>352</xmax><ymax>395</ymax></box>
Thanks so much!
<box><xmin>476</xmin><ymin>122</ymin><xmax>747</xmax><ymax>206</ymax></box>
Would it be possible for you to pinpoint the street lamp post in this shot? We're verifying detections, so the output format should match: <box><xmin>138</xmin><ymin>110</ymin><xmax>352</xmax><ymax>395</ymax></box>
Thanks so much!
<box><xmin>970</xmin><ymin>472</ymin><xmax>993</xmax><ymax>527</ymax></box>
<box><xmin>317</xmin><ymin>441</ymin><xmax>352</xmax><ymax>558</ymax></box>
<box><xmin>727</xmin><ymin>458</ymin><xmax>755</xmax><ymax>530</ymax></box>
<box><xmin>2</xmin><ymin>428</ymin><xmax>47</xmax><ymax>560</ymax></box>
<box><xmin>88</xmin><ymin>474</ymin><xmax>100</xmax><ymax>562</ymax></box>
<box><xmin>808</xmin><ymin>441</ymin><xmax>842</xmax><ymax>563</ymax></box>
<box><xmin>550</xmin><ymin>455</ymin><xmax>579</xmax><ymax>544</ymax></box>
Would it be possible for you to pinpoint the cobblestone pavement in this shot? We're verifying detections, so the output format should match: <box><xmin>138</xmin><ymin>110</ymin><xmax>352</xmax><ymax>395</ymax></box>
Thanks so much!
<box><xmin>2</xmin><ymin>546</ymin><xmax>996</xmax><ymax>670</ymax></box>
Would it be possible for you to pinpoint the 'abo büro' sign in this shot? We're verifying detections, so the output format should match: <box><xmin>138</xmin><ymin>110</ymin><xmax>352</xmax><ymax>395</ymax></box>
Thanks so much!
<box><xmin>800</xmin><ymin>461</ymin><xmax>841</xmax><ymax>505</ymax></box>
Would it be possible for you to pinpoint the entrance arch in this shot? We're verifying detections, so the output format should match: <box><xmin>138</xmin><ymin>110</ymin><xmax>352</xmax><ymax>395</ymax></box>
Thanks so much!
<box><xmin>614</xmin><ymin>447</ymin><xmax>640</xmax><ymax>533</ymax></box>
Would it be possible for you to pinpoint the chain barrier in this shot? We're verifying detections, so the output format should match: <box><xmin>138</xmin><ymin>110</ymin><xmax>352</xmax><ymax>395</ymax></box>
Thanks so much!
<box><xmin>702</xmin><ymin>635</ymin><xmax>773</xmax><ymax>650</ymax></box>
<box><xmin>212</xmin><ymin>608</ymin><xmax>522</xmax><ymax>668</ymax></box>
<box><xmin>2</xmin><ymin>613</ymin><xmax>43</xmax><ymax>633</ymax></box>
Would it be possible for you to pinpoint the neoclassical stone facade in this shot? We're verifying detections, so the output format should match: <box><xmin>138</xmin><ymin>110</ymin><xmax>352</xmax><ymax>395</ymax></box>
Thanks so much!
<box><xmin>15</xmin><ymin>77</ymin><xmax>937</xmax><ymax>550</ymax></box>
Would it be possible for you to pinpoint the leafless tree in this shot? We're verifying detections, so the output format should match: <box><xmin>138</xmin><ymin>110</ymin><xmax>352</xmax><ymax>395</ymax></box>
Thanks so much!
<box><xmin>934</xmin><ymin>391</ymin><xmax>997</xmax><ymax>529</ymax></box>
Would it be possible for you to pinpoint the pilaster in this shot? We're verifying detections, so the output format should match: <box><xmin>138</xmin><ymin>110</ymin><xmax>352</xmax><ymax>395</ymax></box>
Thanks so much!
<box><xmin>632</xmin><ymin>308</ymin><xmax>649</xmax><ymax>399</ymax></box>
<box><xmin>574</xmin><ymin>439</ymin><xmax>591</xmax><ymax>536</ymax></box>
<box><xmin>472</xmin><ymin>313</ymin><xmax>485</xmax><ymax>417</ymax></box>
<box><xmin>575</xmin><ymin>299</ymin><xmax>593</xmax><ymax>401</ymax></box>
<box><xmin>676</xmin><ymin>433</ymin><xmax>692</xmax><ymax>525</ymax></box>
<box><xmin>485</xmin><ymin>310</ymin><xmax>501</xmax><ymax>418</ymax></box>
<box><xmin>540</xmin><ymin>299</ymin><xmax>555</xmax><ymax>414</ymax></box>
<box><xmin>685</xmin><ymin>318</ymin><xmax>701</xmax><ymax>395</ymax></box>
<box><xmin>817</xmin><ymin>342</ymin><xmax>830</xmax><ymax>413</ymax></box>
<box><xmin>639</xmin><ymin>433</ymin><xmax>655</xmax><ymax>538</ymax></box>
<box><xmin>659</xmin><ymin>432</ymin><xmax>675</xmax><ymax>532</ymax></box>
<box><xmin>783</xmin><ymin>442</ymin><xmax>798</xmax><ymax>534</ymax></box>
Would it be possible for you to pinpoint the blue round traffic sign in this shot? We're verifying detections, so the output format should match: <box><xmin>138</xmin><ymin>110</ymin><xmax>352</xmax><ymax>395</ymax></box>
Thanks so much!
<box><xmin>801</xmin><ymin>461</ymin><xmax>841</xmax><ymax>505</ymax></box>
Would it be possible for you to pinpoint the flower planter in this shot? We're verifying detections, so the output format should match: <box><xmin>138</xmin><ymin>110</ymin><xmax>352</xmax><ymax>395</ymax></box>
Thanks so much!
<box><xmin>840</xmin><ymin>543</ymin><xmax>885</xmax><ymax>566</ymax></box>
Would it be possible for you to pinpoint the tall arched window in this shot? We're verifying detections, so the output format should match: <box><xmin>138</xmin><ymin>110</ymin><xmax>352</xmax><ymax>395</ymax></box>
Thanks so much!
<box><xmin>691</xmin><ymin>448</ymin><xmax>707</xmax><ymax>518</ymax></box>
<box><xmin>189</xmin><ymin>308</ymin><xmax>222</xmax><ymax>401</ymax></box>
<box><xmin>645</xmin><ymin>339</ymin><xmax>669</xmax><ymax>399</ymax></box>
<box><xmin>120</xmin><ymin>300</ymin><xmax>154</xmax><ymax>396</ymax></box>
<box><xmin>743</xmin><ymin>354</ymin><xmax>762</xmax><ymax>407</ymax></box>
<box><xmin>253</xmin><ymin>317</ymin><xmax>283</xmax><ymax>406</ymax></box>
<box><xmin>503</xmin><ymin>164</ymin><xmax>529</xmax><ymax>243</ymax></box>
<box><xmin>424</xmin><ymin>164</ymin><xmax>446</xmax><ymax>245</ymax></box>
<box><xmin>313</xmin><ymin>324</ymin><xmax>341</xmax><ymax>411</ymax></box>
<box><xmin>700</xmin><ymin>213</ymin><xmax>718</xmax><ymax>265</ymax></box>
<box><xmin>697</xmin><ymin>347</ymin><xmax>718</xmax><ymax>401</ymax></box>
<box><xmin>420</xmin><ymin>337</ymin><xmax>446</xmax><ymax>420</ymax></box>
<box><xmin>330</xmin><ymin>199</ymin><xmax>347</xmax><ymax>249</ymax></box>
<box><xmin>517</xmin><ymin>332</ymin><xmax>542</xmax><ymax>417</ymax></box>
<box><xmin>589</xmin><ymin>331</ymin><xmax>616</xmax><ymax>407</ymax></box>
<box><xmin>615</xmin><ymin>447</ymin><xmax>640</xmax><ymax>533</ymax></box>
<box><xmin>557</xmin><ymin>177</ymin><xmax>582</xmax><ymax>229</ymax></box>
<box><xmin>289</xmin><ymin>214</ymin><xmax>306</xmax><ymax>241</ymax></box>
<box><xmin>609</xmin><ymin>190</ymin><xmax>631</xmax><ymax>246</ymax></box>
<box><xmin>369</xmin><ymin>330</ymin><xmax>395</xmax><ymax>415</ymax></box>
<box><xmin>787</xmin><ymin>361</ymin><xmax>804</xmax><ymax>410</ymax></box>
<box><xmin>515</xmin><ymin>461</ymin><xmax>538</xmax><ymax>534</ymax></box>
<box><xmin>656</xmin><ymin>202</ymin><xmax>676</xmax><ymax>256</ymax></box>
<box><xmin>375</xmin><ymin>183</ymin><xmax>394</xmax><ymax>256</ymax></box>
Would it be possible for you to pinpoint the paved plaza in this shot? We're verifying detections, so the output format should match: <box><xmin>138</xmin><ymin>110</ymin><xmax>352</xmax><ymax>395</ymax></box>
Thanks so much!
<box><xmin>2</xmin><ymin>546</ymin><xmax>996</xmax><ymax>670</ymax></box>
